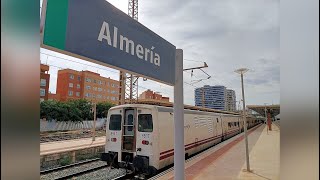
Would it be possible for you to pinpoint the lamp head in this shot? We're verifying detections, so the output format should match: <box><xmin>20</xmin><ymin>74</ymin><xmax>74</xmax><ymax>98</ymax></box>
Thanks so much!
<box><xmin>235</xmin><ymin>68</ymin><xmax>249</xmax><ymax>74</ymax></box>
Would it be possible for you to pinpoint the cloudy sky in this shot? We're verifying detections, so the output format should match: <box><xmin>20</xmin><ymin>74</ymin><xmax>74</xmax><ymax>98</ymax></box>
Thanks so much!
<box><xmin>40</xmin><ymin>0</ymin><xmax>279</xmax><ymax>106</ymax></box>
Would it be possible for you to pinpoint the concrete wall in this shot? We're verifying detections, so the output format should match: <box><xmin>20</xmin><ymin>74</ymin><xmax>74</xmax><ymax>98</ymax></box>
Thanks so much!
<box><xmin>40</xmin><ymin>118</ymin><xmax>107</xmax><ymax>132</ymax></box>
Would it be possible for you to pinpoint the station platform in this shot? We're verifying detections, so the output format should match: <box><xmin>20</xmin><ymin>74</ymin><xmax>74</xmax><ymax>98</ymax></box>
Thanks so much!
<box><xmin>156</xmin><ymin>124</ymin><xmax>280</xmax><ymax>180</ymax></box>
<box><xmin>40</xmin><ymin>136</ymin><xmax>106</xmax><ymax>156</ymax></box>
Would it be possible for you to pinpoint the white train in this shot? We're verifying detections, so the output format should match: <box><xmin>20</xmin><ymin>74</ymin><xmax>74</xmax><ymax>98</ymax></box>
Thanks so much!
<box><xmin>101</xmin><ymin>103</ymin><xmax>260</xmax><ymax>175</ymax></box>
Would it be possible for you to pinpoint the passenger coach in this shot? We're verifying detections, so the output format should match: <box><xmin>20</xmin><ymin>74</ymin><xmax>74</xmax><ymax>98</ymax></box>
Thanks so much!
<box><xmin>101</xmin><ymin>103</ymin><xmax>260</xmax><ymax>175</ymax></box>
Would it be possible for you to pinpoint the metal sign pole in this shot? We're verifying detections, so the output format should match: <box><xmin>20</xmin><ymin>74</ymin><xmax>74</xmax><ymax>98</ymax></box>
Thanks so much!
<box><xmin>174</xmin><ymin>49</ymin><xmax>185</xmax><ymax>180</ymax></box>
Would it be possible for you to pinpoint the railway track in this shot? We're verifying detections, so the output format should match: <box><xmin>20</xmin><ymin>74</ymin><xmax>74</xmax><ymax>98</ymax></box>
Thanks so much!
<box><xmin>41</xmin><ymin>125</ymin><xmax>262</xmax><ymax>179</ymax></box>
<box><xmin>40</xmin><ymin>158</ymin><xmax>100</xmax><ymax>175</ymax></box>
<box><xmin>54</xmin><ymin>164</ymin><xmax>109</xmax><ymax>180</ymax></box>
<box><xmin>40</xmin><ymin>158</ymin><xmax>112</xmax><ymax>180</ymax></box>
<box><xmin>40</xmin><ymin>130</ymin><xmax>106</xmax><ymax>143</ymax></box>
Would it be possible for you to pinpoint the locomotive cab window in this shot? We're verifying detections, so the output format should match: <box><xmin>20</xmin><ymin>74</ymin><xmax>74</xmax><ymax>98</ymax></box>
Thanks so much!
<box><xmin>109</xmin><ymin>114</ymin><xmax>121</xmax><ymax>130</ymax></box>
<box><xmin>138</xmin><ymin>114</ymin><xmax>153</xmax><ymax>132</ymax></box>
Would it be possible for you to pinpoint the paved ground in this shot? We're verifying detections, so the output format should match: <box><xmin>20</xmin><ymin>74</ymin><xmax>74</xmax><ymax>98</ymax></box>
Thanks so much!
<box><xmin>237</xmin><ymin>124</ymin><xmax>280</xmax><ymax>180</ymax></box>
<box><xmin>40</xmin><ymin>136</ymin><xmax>106</xmax><ymax>156</ymax></box>
<box><xmin>157</xmin><ymin>123</ymin><xmax>280</xmax><ymax>180</ymax></box>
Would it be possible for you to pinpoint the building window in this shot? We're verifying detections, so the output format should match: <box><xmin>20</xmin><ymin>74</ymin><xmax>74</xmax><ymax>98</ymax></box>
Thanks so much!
<box><xmin>111</xmin><ymin>97</ymin><xmax>116</xmax><ymax>101</ymax></box>
<box><xmin>69</xmin><ymin>83</ymin><xmax>73</xmax><ymax>88</ymax></box>
<box><xmin>107</xmin><ymin>89</ymin><xmax>110</xmax><ymax>93</ymax></box>
<box><xmin>40</xmin><ymin>98</ymin><xmax>44</xmax><ymax>102</ymax></box>
<box><xmin>68</xmin><ymin>91</ymin><xmax>73</xmax><ymax>96</ymax></box>
<box><xmin>107</xmin><ymin>96</ymin><xmax>110</xmax><ymax>99</ymax></box>
<box><xmin>77</xmin><ymin>84</ymin><xmax>80</xmax><ymax>89</ymax></box>
<box><xmin>76</xmin><ymin>92</ymin><xmax>80</xmax><ymax>97</ymax></box>
<box><xmin>85</xmin><ymin>93</ymin><xmax>91</xmax><ymax>97</ymax></box>
<box><xmin>98</xmin><ymin>80</ymin><xmax>102</xmax><ymax>85</ymax></box>
<box><xmin>78</xmin><ymin>76</ymin><xmax>81</xmax><ymax>81</ymax></box>
<box><xmin>97</xmin><ymin>94</ymin><xmax>102</xmax><ymax>99</ymax></box>
<box><xmin>93</xmin><ymin>87</ymin><xmax>97</xmax><ymax>91</ymax></box>
<box><xmin>69</xmin><ymin>74</ymin><xmax>74</xmax><ymax>79</ymax></box>
<box><xmin>92</xmin><ymin>94</ymin><xmax>96</xmax><ymax>98</ymax></box>
<box><xmin>40</xmin><ymin>79</ymin><xmax>46</xmax><ymax>87</ymax></box>
<box><xmin>111</xmin><ymin>83</ymin><xmax>115</xmax><ymax>87</ymax></box>
<box><xmin>98</xmin><ymin>88</ymin><xmax>102</xmax><ymax>92</ymax></box>
<box><xmin>93</xmin><ymin>79</ymin><xmax>97</xmax><ymax>83</ymax></box>
<box><xmin>86</xmin><ymin>85</ymin><xmax>91</xmax><ymax>90</ymax></box>
<box><xmin>86</xmin><ymin>78</ymin><xmax>91</xmax><ymax>82</ymax></box>
<box><xmin>40</xmin><ymin>88</ymin><xmax>46</xmax><ymax>96</ymax></box>
<box><xmin>107</xmin><ymin>82</ymin><xmax>110</xmax><ymax>86</ymax></box>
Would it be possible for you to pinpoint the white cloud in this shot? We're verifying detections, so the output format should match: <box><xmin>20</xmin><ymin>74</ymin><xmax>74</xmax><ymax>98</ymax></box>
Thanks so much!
<box><xmin>41</xmin><ymin>0</ymin><xmax>279</xmax><ymax>106</ymax></box>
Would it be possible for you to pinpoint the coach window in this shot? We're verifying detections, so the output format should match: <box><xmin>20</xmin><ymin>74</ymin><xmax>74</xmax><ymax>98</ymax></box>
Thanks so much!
<box><xmin>109</xmin><ymin>115</ymin><xmax>121</xmax><ymax>131</ymax></box>
<box><xmin>216</xmin><ymin>118</ymin><xmax>219</xmax><ymax>123</ymax></box>
<box><xmin>138</xmin><ymin>114</ymin><xmax>153</xmax><ymax>132</ymax></box>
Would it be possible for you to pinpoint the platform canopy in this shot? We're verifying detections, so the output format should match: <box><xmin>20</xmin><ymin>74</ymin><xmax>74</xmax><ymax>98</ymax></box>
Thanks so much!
<box><xmin>247</xmin><ymin>105</ymin><xmax>280</xmax><ymax>117</ymax></box>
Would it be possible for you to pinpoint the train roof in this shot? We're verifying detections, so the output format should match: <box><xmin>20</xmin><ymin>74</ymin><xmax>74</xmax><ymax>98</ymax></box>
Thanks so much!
<box><xmin>114</xmin><ymin>100</ymin><xmax>243</xmax><ymax>116</ymax></box>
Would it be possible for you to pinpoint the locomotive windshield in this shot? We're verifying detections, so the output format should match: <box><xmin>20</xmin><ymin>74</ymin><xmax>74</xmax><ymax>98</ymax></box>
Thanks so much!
<box><xmin>109</xmin><ymin>114</ymin><xmax>121</xmax><ymax>130</ymax></box>
<box><xmin>138</xmin><ymin>114</ymin><xmax>153</xmax><ymax>132</ymax></box>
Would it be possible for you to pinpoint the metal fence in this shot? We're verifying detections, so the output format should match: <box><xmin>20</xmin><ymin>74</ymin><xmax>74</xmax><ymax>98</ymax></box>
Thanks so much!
<box><xmin>40</xmin><ymin>118</ymin><xmax>107</xmax><ymax>132</ymax></box>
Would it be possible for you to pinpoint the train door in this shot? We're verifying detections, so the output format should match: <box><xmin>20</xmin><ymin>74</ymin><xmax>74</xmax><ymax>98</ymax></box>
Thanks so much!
<box><xmin>213</xmin><ymin>117</ymin><xmax>219</xmax><ymax>137</ymax></box>
<box><xmin>122</xmin><ymin>109</ymin><xmax>135</xmax><ymax>152</ymax></box>
<box><xmin>136</xmin><ymin>108</ymin><xmax>154</xmax><ymax>157</ymax></box>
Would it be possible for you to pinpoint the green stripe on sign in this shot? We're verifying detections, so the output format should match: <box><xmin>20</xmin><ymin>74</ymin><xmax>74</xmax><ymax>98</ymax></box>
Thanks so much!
<box><xmin>43</xmin><ymin>0</ymin><xmax>69</xmax><ymax>50</ymax></box>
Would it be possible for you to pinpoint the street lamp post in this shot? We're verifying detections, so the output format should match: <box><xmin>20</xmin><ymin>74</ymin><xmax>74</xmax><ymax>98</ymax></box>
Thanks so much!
<box><xmin>235</xmin><ymin>68</ymin><xmax>250</xmax><ymax>172</ymax></box>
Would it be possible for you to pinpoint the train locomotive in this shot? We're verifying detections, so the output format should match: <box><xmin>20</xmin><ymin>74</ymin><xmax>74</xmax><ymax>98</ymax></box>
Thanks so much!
<box><xmin>101</xmin><ymin>103</ymin><xmax>260</xmax><ymax>175</ymax></box>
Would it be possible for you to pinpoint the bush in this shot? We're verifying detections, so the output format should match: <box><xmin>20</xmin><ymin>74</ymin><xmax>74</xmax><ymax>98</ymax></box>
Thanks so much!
<box><xmin>59</xmin><ymin>156</ymin><xmax>72</xmax><ymax>166</ymax></box>
<box><xmin>40</xmin><ymin>99</ymin><xmax>115</xmax><ymax>122</ymax></box>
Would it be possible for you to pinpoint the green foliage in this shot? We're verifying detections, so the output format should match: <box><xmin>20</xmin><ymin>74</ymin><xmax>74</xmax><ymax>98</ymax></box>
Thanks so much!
<box><xmin>59</xmin><ymin>156</ymin><xmax>72</xmax><ymax>166</ymax></box>
<box><xmin>40</xmin><ymin>99</ymin><xmax>115</xmax><ymax>122</ymax></box>
<box><xmin>68</xmin><ymin>99</ymin><xmax>93</xmax><ymax>120</ymax></box>
<box><xmin>96</xmin><ymin>101</ymin><xmax>114</xmax><ymax>118</ymax></box>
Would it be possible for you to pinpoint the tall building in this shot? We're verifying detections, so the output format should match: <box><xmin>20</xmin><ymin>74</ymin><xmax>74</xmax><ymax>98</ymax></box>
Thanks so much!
<box><xmin>226</xmin><ymin>89</ymin><xmax>236</xmax><ymax>111</ymax></box>
<box><xmin>139</xmin><ymin>89</ymin><xmax>170</xmax><ymax>102</ymax></box>
<box><xmin>40</xmin><ymin>64</ymin><xmax>50</xmax><ymax>102</ymax></box>
<box><xmin>194</xmin><ymin>85</ymin><xmax>227</xmax><ymax>110</ymax></box>
<box><xmin>56</xmin><ymin>69</ymin><xmax>120</xmax><ymax>104</ymax></box>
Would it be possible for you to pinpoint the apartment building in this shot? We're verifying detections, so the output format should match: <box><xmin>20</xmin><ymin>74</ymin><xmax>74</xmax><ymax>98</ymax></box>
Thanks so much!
<box><xmin>226</xmin><ymin>89</ymin><xmax>236</xmax><ymax>111</ymax></box>
<box><xmin>139</xmin><ymin>89</ymin><xmax>170</xmax><ymax>102</ymax></box>
<box><xmin>56</xmin><ymin>69</ymin><xmax>120</xmax><ymax>104</ymax></box>
<box><xmin>195</xmin><ymin>85</ymin><xmax>227</xmax><ymax>110</ymax></box>
<box><xmin>40</xmin><ymin>64</ymin><xmax>50</xmax><ymax>102</ymax></box>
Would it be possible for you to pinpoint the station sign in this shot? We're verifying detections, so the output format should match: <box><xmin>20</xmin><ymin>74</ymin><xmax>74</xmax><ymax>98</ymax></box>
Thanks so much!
<box><xmin>41</xmin><ymin>0</ymin><xmax>176</xmax><ymax>85</ymax></box>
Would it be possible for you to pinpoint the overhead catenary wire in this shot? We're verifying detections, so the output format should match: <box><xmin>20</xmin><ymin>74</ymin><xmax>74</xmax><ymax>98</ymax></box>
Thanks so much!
<box><xmin>41</xmin><ymin>53</ymin><xmax>217</xmax><ymax>101</ymax></box>
<box><xmin>40</xmin><ymin>52</ymin><xmax>119</xmax><ymax>74</ymax></box>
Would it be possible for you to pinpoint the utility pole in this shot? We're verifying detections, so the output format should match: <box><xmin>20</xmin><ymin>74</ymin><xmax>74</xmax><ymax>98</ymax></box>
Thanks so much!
<box><xmin>92</xmin><ymin>101</ymin><xmax>97</xmax><ymax>141</ymax></box>
<box><xmin>202</xmin><ymin>87</ymin><xmax>205</xmax><ymax>108</ymax></box>
<box><xmin>118</xmin><ymin>0</ymin><xmax>139</xmax><ymax>105</ymax></box>
<box><xmin>183</xmin><ymin>62</ymin><xmax>210</xmax><ymax>108</ymax></box>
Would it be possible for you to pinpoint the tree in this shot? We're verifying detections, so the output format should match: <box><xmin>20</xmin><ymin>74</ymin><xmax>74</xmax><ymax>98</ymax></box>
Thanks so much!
<box><xmin>67</xmin><ymin>99</ymin><xmax>93</xmax><ymax>120</ymax></box>
<box><xmin>96</xmin><ymin>101</ymin><xmax>115</xmax><ymax>118</ymax></box>
<box><xmin>40</xmin><ymin>99</ymin><xmax>115</xmax><ymax>122</ymax></box>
